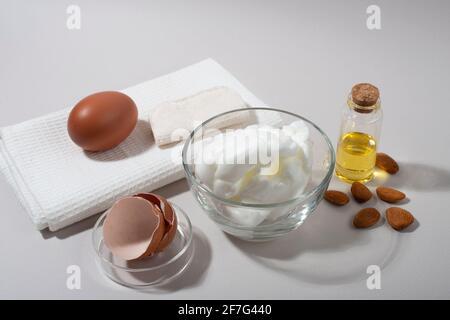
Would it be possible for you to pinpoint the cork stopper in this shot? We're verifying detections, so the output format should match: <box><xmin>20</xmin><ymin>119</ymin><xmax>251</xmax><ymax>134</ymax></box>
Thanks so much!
<box><xmin>351</xmin><ymin>83</ymin><xmax>379</xmax><ymax>107</ymax></box>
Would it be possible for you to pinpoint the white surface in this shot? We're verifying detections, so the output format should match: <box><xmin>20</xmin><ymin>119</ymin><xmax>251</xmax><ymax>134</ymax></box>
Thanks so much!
<box><xmin>1</xmin><ymin>0</ymin><xmax>450</xmax><ymax>299</ymax></box>
<box><xmin>0</xmin><ymin>59</ymin><xmax>264</xmax><ymax>231</ymax></box>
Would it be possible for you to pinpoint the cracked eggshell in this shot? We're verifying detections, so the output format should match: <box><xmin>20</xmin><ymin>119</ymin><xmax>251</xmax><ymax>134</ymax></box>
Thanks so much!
<box><xmin>103</xmin><ymin>196</ymin><xmax>165</xmax><ymax>261</ymax></box>
<box><xmin>141</xmin><ymin>203</ymin><xmax>166</xmax><ymax>257</ymax></box>
<box><xmin>135</xmin><ymin>193</ymin><xmax>178</xmax><ymax>252</ymax></box>
<box><xmin>154</xmin><ymin>195</ymin><xmax>177</xmax><ymax>252</ymax></box>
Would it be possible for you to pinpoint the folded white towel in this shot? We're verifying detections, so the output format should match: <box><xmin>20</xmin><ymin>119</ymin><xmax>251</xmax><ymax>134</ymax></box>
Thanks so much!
<box><xmin>0</xmin><ymin>58</ymin><xmax>269</xmax><ymax>231</ymax></box>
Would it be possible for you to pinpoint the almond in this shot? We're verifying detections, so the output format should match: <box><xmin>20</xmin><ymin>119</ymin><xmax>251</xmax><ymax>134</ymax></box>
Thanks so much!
<box><xmin>324</xmin><ymin>190</ymin><xmax>350</xmax><ymax>206</ymax></box>
<box><xmin>353</xmin><ymin>208</ymin><xmax>381</xmax><ymax>228</ymax></box>
<box><xmin>386</xmin><ymin>207</ymin><xmax>414</xmax><ymax>231</ymax></box>
<box><xmin>351</xmin><ymin>182</ymin><xmax>372</xmax><ymax>203</ymax></box>
<box><xmin>376</xmin><ymin>187</ymin><xmax>406</xmax><ymax>203</ymax></box>
<box><xmin>376</xmin><ymin>153</ymin><xmax>399</xmax><ymax>174</ymax></box>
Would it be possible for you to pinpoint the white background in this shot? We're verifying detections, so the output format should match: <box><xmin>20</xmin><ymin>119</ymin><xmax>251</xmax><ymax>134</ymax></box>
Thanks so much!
<box><xmin>1</xmin><ymin>0</ymin><xmax>449</xmax><ymax>299</ymax></box>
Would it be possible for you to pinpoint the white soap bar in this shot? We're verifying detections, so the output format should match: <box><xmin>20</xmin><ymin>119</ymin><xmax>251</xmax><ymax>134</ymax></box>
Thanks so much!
<box><xmin>149</xmin><ymin>86</ymin><xmax>250</xmax><ymax>147</ymax></box>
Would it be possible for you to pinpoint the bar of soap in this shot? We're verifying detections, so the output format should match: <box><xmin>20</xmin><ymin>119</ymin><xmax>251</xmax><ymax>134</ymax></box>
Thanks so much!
<box><xmin>149</xmin><ymin>86</ymin><xmax>250</xmax><ymax>147</ymax></box>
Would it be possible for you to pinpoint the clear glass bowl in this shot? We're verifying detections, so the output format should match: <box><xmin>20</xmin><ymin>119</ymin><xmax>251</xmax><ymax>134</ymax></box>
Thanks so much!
<box><xmin>182</xmin><ymin>107</ymin><xmax>335</xmax><ymax>241</ymax></box>
<box><xmin>92</xmin><ymin>203</ymin><xmax>194</xmax><ymax>288</ymax></box>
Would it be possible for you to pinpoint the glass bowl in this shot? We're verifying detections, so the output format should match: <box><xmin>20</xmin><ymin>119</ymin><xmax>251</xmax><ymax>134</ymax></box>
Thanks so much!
<box><xmin>182</xmin><ymin>107</ymin><xmax>335</xmax><ymax>241</ymax></box>
<box><xmin>92</xmin><ymin>203</ymin><xmax>194</xmax><ymax>288</ymax></box>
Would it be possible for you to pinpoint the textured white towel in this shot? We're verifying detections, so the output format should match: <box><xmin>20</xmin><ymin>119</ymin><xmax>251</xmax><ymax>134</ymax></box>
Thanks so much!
<box><xmin>0</xmin><ymin>59</ymin><xmax>267</xmax><ymax>231</ymax></box>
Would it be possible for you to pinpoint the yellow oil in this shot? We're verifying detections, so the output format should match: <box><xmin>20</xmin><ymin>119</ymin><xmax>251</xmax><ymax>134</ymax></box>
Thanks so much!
<box><xmin>336</xmin><ymin>131</ymin><xmax>377</xmax><ymax>183</ymax></box>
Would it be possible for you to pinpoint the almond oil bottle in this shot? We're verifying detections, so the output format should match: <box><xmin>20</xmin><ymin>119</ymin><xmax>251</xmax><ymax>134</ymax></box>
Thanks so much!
<box><xmin>336</xmin><ymin>83</ymin><xmax>382</xmax><ymax>183</ymax></box>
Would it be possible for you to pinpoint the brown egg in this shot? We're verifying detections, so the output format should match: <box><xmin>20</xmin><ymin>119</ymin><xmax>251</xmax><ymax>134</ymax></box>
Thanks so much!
<box><xmin>67</xmin><ymin>91</ymin><xmax>138</xmax><ymax>152</ymax></box>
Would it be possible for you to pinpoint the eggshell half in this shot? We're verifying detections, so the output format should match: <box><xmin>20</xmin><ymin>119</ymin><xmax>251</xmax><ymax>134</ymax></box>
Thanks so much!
<box><xmin>155</xmin><ymin>196</ymin><xmax>178</xmax><ymax>252</ymax></box>
<box><xmin>135</xmin><ymin>193</ymin><xmax>178</xmax><ymax>251</ymax></box>
<box><xmin>141</xmin><ymin>203</ymin><xmax>166</xmax><ymax>257</ymax></box>
<box><xmin>103</xmin><ymin>197</ymin><xmax>165</xmax><ymax>260</ymax></box>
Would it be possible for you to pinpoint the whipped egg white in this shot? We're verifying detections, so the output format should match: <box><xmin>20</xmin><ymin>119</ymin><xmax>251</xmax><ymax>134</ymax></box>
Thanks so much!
<box><xmin>194</xmin><ymin>121</ymin><xmax>312</xmax><ymax>226</ymax></box>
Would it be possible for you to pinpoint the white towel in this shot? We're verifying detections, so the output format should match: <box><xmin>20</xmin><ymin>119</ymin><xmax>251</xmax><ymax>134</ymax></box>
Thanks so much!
<box><xmin>0</xmin><ymin>59</ymin><xmax>267</xmax><ymax>231</ymax></box>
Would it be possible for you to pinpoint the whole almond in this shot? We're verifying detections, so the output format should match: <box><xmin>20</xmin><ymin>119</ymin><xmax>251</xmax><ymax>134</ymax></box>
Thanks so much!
<box><xmin>324</xmin><ymin>190</ymin><xmax>350</xmax><ymax>206</ymax></box>
<box><xmin>376</xmin><ymin>153</ymin><xmax>399</xmax><ymax>174</ymax></box>
<box><xmin>353</xmin><ymin>208</ymin><xmax>381</xmax><ymax>228</ymax></box>
<box><xmin>351</xmin><ymin>182</ymin><xmax>372</xmax><ymax>203</ymax></box>
<box><xmin>376</xmin><ymin>187</ymin><xmax>406</xmax><ymax>203</ymax></box>
<box><xmin>386</xmin><ymin>207</ymin><xmax>414</xmax><ymax>231</ymax></box>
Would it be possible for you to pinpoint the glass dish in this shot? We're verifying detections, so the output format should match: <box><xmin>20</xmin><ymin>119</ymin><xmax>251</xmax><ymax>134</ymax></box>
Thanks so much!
<box><xmin>92</xmin><ymin>203</ymin><xmax>194</xmax><ymax>289</ymax></box>
<box><xmin>182</xmin><ymin>107</ymin><xmax>335</xmax><ymax>241</ymax></box>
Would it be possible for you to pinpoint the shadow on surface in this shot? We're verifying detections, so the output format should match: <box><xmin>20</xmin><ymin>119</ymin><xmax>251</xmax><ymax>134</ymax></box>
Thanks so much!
<box><xmin>226</xmin><ymin>203</ymin><xmax>401</xmax><ymax>285</ymax></box>
<box><xmin>154</xmin><ymin>179</ymin><xmax>190</xmax><ymax>199</ymax></box>
<box><xmin>158</xmin><ymin>228</ymin><xmax>212</xmax><ymax>292</ymax></box>
<box><xmin>40</xmin><ymin>212</ymin><xmax>101</xmax><ymax>240</ymax></box>
<box><xmin>84</xmin><ymin>120</ymin><xmax>154</xmax><ymax>161</ymax></box>
<box><xmin>398</xmin><ymin>218</ymin><xmax>420</xmax><ymax>233</ymax></box>
<box><xmin>130</xmin><ymin>228</ymin><xmax>212</xmax><ymax>293</ymax></box>
<box><xmin>368</xmin><ymin>162</ymin><xmax>450</xmax><ymax>191</ymax></box>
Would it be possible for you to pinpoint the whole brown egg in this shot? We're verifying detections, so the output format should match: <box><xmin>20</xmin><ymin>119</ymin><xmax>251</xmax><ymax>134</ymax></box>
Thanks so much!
<box><xmin>67</xmin><ymin>91</ymin><xmax>138</xmax><ymax>152</ymax></box>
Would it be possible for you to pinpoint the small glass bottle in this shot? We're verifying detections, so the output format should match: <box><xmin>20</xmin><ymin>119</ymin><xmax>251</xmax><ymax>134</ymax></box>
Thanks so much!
<box><xmin>335</xmin><ymin>83</ymin><xmax>383</xmax><ymax>183</ymax></box>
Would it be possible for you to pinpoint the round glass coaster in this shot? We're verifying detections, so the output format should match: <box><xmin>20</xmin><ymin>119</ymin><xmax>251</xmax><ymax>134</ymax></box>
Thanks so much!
<box><xmin>92</xmin><ymin>203</ymin><xmax>194</xmax><ymax>289</ymax></box>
